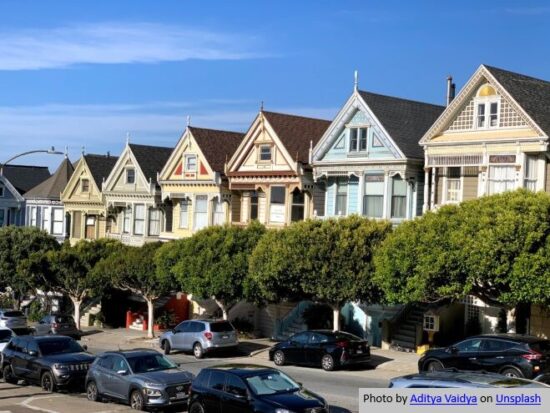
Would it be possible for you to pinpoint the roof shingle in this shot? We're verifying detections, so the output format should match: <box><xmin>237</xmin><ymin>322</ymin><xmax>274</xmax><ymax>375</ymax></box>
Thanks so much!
<box><xmin>2</xmin><ymin>165</ymin><xmax>51</xmax><ymax>195</ymax></box>
<box><xmin>358</xmin><ymin>91</ymin><xmax>445</xmax><ymax>159</ymax></box>
<box><xmin>128</xmin><ymin>144</ymin><xmax>173</xmax><ymax>185</ymax></box>
<box><xmin>24</xmin><ymin>158</ymin><xmax>74</xmax><ymax>200</ymax></box>
<box><xmin>84</xmin><ymin>154</ymin><xmax>118</xmax><ymax>188</ymax></box>
<box><xmin>188</xmin><ymin>127</ymin><xmax>244</xmax><ymax>173</ymax></box>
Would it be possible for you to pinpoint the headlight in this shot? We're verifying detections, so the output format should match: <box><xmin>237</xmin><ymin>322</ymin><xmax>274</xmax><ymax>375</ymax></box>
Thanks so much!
<box><xmin>275</xmin><ymin>409</ymin><xmax>296</xmax><ymax>413</ymax></box>
<box><xmin>143</xmin><ymin>388</ymin><xmax>162</xmax><ymax>397</ymax></box>
<box><xmin>53</xmin><ymin>364</ymin><xmax>68</xmax><ymax>370</ymax></box>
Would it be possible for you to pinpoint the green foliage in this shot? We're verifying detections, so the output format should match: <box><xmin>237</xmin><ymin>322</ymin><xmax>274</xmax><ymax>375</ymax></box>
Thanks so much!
<box><xmin>0</xmin><ymin>226</ymin><xmax>59</xmax><ymax>305</ymax></box>
<box><xmin>374</xmin><ymin>189</ymin><xmax>550</xmax><ymax>306</ymax></box>
<box><xmin>154</xmin><ymin>310</ymin><xmax>177</xmax><ymax>328</ymax></box>
<box><xmin>27</xmin><ymin>299</ymin><xmax>48</xmax><ymax>322</ymax></box>
<box><xmin>172</xmin><ymin>222</ymin><xmax>266</xmax><ymax>310</ymax></box>
<box><xmin>249</xmin><ymin>216</ymin><xmax>391</xmax><ymax>307</ymax></box>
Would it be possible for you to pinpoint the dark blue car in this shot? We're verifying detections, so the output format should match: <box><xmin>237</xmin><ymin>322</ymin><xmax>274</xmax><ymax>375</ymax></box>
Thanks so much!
<box><xmin>188</xmin><ymin>364</ymin><xmax>328</xmax><ymax>413</ymax></box>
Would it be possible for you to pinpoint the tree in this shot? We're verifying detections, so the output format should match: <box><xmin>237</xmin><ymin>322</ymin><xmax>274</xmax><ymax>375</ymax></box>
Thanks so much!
<box><xmin>249</xmin><ymin>216</ymin><xmax>392</xmax><ymax>330</ymax></box>
<box><xmin>0</xmin><ymin>226</ymin><xmax>59</xmax><ymax>308</ymax></box>
<box><xmin>172</xmin><ymin>222</ymin><xmax>266</xmax><ymax>320</ymax></box>
<box><xmin>374</xmin><ymin>189</ymin><xmax>550</xmax><ymax>307</ymax></box>
<box><xmin>93</xmin><ymin>242</ymin><xmax>172</xmax><ymax>338</ymax></box>
<box><xmin>25</xmin><ymin>239</ymin><xmax>121</xmax><ymax>329</ymax></box>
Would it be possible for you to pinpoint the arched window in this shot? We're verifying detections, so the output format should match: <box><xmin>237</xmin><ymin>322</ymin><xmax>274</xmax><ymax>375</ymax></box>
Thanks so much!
<box><xmin>475</xmin><ymin>83</ymin><xmax>499</xmax><ymax>129</ymax></box>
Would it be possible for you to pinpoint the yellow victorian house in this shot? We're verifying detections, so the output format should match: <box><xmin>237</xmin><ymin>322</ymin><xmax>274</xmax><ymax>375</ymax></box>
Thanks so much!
<box><xmin>61</xmin><ymin>154</ymin><xmax>118</xmax><ymax>243</ymax></box>
<box><xmin>158</xmin><ymin>126</ymin><xmax>244</xmax><ymax>240</ymax></box>
<box><xmin>226</xmin><ymin>110</ymin><xmax>330</xmax><ymax>227</ymax></box>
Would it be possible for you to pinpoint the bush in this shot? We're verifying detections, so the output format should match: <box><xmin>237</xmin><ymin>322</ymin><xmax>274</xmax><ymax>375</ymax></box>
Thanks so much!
<box><xmin>155</xmin><ymin>310</ymin><xmax>177</xmax><ymax>329</ymax></box>
<box><xmin>0</xmin><ymin>294</ymin><xmax>14</xmax><ymax>309</ymax></box>
<box><xmin>28</xmin><ymin>300</ymin><xmax>48</xmax><ymax>322</ymax></box>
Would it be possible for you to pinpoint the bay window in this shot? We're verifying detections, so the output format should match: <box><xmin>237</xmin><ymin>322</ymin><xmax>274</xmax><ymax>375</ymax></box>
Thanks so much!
<box><xmin>194</xmin><ymin>195</ymin><xmax>208</xmax><ymax>230</ymax></box>
<box><xmin>488</xmin><ymin>165</ymin><xmax>516</xmax><ymax>194</ymax></box>
<box><xmin>269</xmin><ymin>186</ymin><xmax>286</xmax><ymax>223</ymax></box>
<box><xmin>446</xmin><ymin>167</ymin><xmax>462</xmax><ymax>203</ymax></box>
<box><xmin>179</xmin><ymin>200</ymin><xmax>189</xmax><ymax>228</ymax></box>
<box><xmin>52</xmin><ymin>208</ymin><xmax>64</xmax><ymax>235</ymax></box>
<box><xmin>363</xmin><ymin>174</ymin><xmax>384</xmax><ymax>218</ymax></box>
<box><xmin>148</xmin><ymin>208</ymin><xmax>161</xmax><ymax>236</ymax></box>
<box><xmin>391</xmin><ymin>176</ymin><xmax>407</xmax><ymax>219</ymax></box>
<box><xmin>134</xmin><ymin>204</ymin><xmax>145</xmax><ymax>235</ymax></box>
<box><xmin>123</xmin><ymin>206</ymin><xmax>132</xmax><ymax>233</ymax></box>
<box><xmin>524</xmin><ymin>155</ymin><xmax>538</xmax><ymax>191</ymax></box>
<box><xmin>335</xmin><ymin>178</ymin><xmax>348</xmax><ymax>215</ymax></box>
<box><xmin>212</xmin><ymin>197</ymin><xmax>225</xmax><ymax>226</ymax></box>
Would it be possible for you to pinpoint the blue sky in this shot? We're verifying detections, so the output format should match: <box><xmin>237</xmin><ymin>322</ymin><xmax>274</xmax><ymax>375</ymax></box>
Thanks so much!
<box><xmin>1</xmin><ymin>0</ymin><xmax>549</xmax><ymax>170</ymax></box>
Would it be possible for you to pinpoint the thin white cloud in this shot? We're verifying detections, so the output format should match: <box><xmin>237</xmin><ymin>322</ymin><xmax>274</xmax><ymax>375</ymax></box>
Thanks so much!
<box><xmin>0</xmin><ymin>22</ymin><xmax>268</xmax><ymax>70</ymax></box>
<box><xmin>504</xmin><ymin>7</ymin><xmax>550</xmax><ymax>15</ymax></box>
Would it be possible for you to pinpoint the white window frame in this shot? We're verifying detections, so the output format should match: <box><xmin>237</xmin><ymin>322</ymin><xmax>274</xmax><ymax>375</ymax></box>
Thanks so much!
<box><xmin>259</xmin><ymin>145</ymin><xmax>272</xmax><ymax>162</ymax></box>
<box><xmin>184</xmin><ymin>155</ymin><xmax>197</xmax><ymax>172</ymax></box>
<box><xmin>52</xmin><ymin>208</ymin><xmax>64</xmax><ymax>235</ymax></box>
<box><xmin>123</xmin><ymin>206</ymin><xmax>132</xmax><ymax>234</ymax></box>
<box><xmin>179</xmin><ymin>200</ymin><xmax>189</xmax><ymax>229</ymax></box>
<box><xmin>474</xmin><ymin>98</ymin><xmax>500</xmax><ymax>130</ymax></box>
<box><xmin>0</xmin><ymin>208</ymin><xmax>6</xmax><ymax>227</ymax></box>
<box><xmin>269</xmin><ymin>186</ymin><xmax>286</xmax><ymax>224</ymax></box>
<box><xmin>212</xmin><ymin>197</ymin><xmax>225</xmax><ymax>226</ymax></box>
<box><xmin>444</xmin><ymin>167</ymin><xmax>463</xmax><ymax>204</ymax></box>
<box><xmin>390</xmin><ymin>176</ymin><xmax>407</xmax><ymax>219</ymax></box>
<box><xmin>335</xmin><ymin>178</ymin><xmax>348</xmax><ymax>216</ymax></box>
<box><xmin>126</xmin><ymin>168</ymin><xmax>135</xmax><ymax>184</ymax></box>
<box><xmin>133</xmin><ymin>204</ymin><xmax>146</xmax><ymax>236</ymax></box>
<box><xmin>362</xmin><ymin>174</ymin><xmax>384</xmax><ymax>218</ymax></box>
<box><xmin>487</xmin><ymin>164</ymin><xmax>516</xmax><ymax>195</ymax></box>
<box><xmin>148</xmin><ymin>208</ymin><xmax>161</xmax><ymax>236</ymax></box>
<box><xmin>348</xmin><ymin>127</ymin><xmax>368</xmax><ymax>152</ymax></box>
<box><xmin>193</xmin><ymin>195</ymin><xmax>208</xmax><ymax>231</ymax></box>
<box><xmin>81</xmin><ymin>179</ymin><xmax>90</xmax><ymax>192</ymax></box>
<box><xmin>524</xmin><ymin>155</ymin><xmax>538</xmax><ymax>191</ymax></box>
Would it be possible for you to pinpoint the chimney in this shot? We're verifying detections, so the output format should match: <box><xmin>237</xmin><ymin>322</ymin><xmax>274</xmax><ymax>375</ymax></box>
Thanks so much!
<box><xmin>446</xmin><ymin>76</ymin><xmax>456</xmax><ymax>106</ymax></box>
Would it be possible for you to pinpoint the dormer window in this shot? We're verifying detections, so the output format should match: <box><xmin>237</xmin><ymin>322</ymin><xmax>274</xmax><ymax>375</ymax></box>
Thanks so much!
<box><xmin>126</xmin><ymin>168</ymin><xmax>135</xmax><ymax>184</ymax></box>
<box><xmin>349</xmin><ymin>128</ymin><xmax>368</xmax><ymax>151</ymax></box>
<box><xmin>259</xmin><ymin>145</ymin><xmax>272</xmax><ymax>162</ymax></box>
<box><xmin>475</xmin><ymin>84</ymin><xmax>499</xmax><ymax>129</ymax></box>
<box><xmin>81</xmin><ymin>179</ymin><xmax>90</xmax><ymax>192</ymax></box>
<box><xmin>185</xmin><ymin>155</ymin><xmax>197</xmax><ymax>172</ymax></box>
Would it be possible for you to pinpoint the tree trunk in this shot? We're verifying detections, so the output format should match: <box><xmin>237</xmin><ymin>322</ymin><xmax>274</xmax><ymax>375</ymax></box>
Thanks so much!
<box><xmin>213</xmin><ymin>298</ymin><xmax>228</xmax><ymax>320</ymax></box>
<box><xmin>332</xmin><ymin>304</ymin><xmax>341</xmax><ymax>332</ymax></box>
<box><xmin>71</xmin><ymin>297</ymin><xmax>82</xmax><ymax>330</ymax></box>
<box><xmin>146</xmin><ymin>299</ymin><xmax>155</xmax><ymax>339</ymax></box>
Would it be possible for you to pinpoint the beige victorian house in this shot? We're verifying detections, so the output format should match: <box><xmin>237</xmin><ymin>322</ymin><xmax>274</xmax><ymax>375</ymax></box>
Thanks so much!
<box><xmin>102</xmin><ymin>143</ymin><xmax>173</xmax><ymax>246</ymax></box>
<box><xmin>227</xmin><ymin>110</ymin><xmax>330</xmax><ymax>227</ymax></box>
<box><xmin>158</xmin><ymin>126</ymin><xmax>244</xmax><ymax>240</ymax></box>
<box><xmin>61</xmin><ymin>154</ymin><xmax>118</xmax><ymax>243</ymax></box>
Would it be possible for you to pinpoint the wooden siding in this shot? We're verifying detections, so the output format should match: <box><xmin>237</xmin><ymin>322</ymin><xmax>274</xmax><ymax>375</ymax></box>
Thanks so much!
<box><xmin>463</xmin><ymin>168</ymin><xmax>479</xmax><ymax>200</ymax></box>
<box><xmin>231</xmin><ymin>193</ymin><xmax>241</xmax><ymax>223</ymax></box>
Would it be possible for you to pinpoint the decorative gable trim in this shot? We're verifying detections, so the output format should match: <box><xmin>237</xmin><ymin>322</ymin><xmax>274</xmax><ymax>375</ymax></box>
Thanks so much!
<box><xmin>420</xmin><ymin>65</ymin><xmax>546</xmax><ymax>144</ymax></box>
<box><xmin>61</xmin><ymin>157</ymin><xmax>102</xmax><ymax>202</ymax></box>
<box><xmin>312</xmin><ymin>91</ymin><xmax>404</xmax><ymax>162</ymax></box>
<box><xmin>102</xmin><ymin>144</ymin><xmax>153</xmax><ymax>194</ymax></box>
<box><xmin>0</xmin><ymin>175</ymin><xmax>25</xmax><ymax>202</ymax></box>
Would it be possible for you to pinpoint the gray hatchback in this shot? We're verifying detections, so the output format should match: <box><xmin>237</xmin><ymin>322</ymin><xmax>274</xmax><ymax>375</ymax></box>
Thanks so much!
<box><xmin>34</xmin><ymin>315</ymin><xmax>80</xmax><ymax>339</ymax></box>
<box><xmin>85</xmin><ymin>349</ymin><xmax>194</xmax><ymax>410</ymax></box>
<box><xmin>159</xmin><ymin>319</ymin><xmax>238</xmax><ymax>359</ymax></box>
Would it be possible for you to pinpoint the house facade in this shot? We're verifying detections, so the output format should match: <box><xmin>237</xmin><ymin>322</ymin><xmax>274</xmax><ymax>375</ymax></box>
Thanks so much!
<box><xmin>158</xmin><ymin>126</ymin><xmax>244</xmax><ymax>239</ymax></box>
<box><xmin>0</xmin><ymin>165</ymin><xmax>50</xmax><ymax>227</ymax></box>
<box><xmin>61</xmin><ymin>154</ymin><xmax>118</xmax><ymax>244</ymax></box>
<box><xmin>226</xmin><ymin>110</ymin><xmax>330</xmax><ymax>227</ymax></box>
<box><xmin>103</xmin><ymin>143</ymin><xmax>172</xmax><ymax>246</ymax></box>
<box><xmin>312</xmin><ymin>88</ymin><xmax>444</xmax><ymax>224</ymax></box>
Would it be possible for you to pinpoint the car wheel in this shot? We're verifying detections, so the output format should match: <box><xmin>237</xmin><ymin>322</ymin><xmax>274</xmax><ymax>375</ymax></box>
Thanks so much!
<box><xmin>189</xmin><ymin>401</ymin><xmax>205</xmax><ymax>413</ymax></box>
<box><xmin>193</xmin><ymin>342</ymin><xmax>204</xmax><ymax>359</ymax></box>
<box><xmin>273</xmin><ymin>350</ymin><xmax>286</xmax><ymax>366</ymax></box>
<box><xmin>425</xmin><ymin>360</ymin><xmax>444</xmax><ymax>372</ymax></box>
<box><xmin>501</xmin><ymin>367</ymin><xmax>524</xmax><ymax>378</ymax></box>
<box><xmin>130</xmin><ymin>389</ymin><xmax>145</xmax><ymax>411</ymax></box>
<box><xmin>3</xmin><ymin>364</ymin><xmax>17</xmax><ymax>384</ymax></box>
<box><xmin>41</xmin><ymin>371</ymin><xmax>56</xmax><ymax>393</ymax></box>
<box><xmin>321</xmin><ymin>354</ymin><xmax>335</xmax><ymax>371</ymax></box>
<box><xmin>86</xmin><ymin>381</ymin><xmax>102</xmax><ymax>402</ymax></box>
<box><xmin>163</xmin><ymin>340</ymin><xmax>171</xmax><ymax>355</ymax></box>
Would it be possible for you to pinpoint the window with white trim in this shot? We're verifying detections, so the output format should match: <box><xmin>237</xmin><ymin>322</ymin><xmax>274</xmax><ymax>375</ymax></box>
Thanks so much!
<box><xmin>43</xmin><ymin>207</ymin><xmax>50</xmax><ymax>232</ymax></box>
<box><xmin>134</xmin><ymin>204</ymin><xmax>145</xmax><ymax>235</ymax></box>
<box><xmin>30</xmin><ymin>206</ymin><xmax>38</xmax><ymax>227</ymax></box>
<box><xmin>194</xmin><ymin>195</ymin><xmax>208</xmax><ymax>231</ymax></box>
<box><xmin>488</xmin><ymin>166</ymin><xmax>516</xmax><ymax>194</ymax></box>
<box><xmin>524</xmin><ymin>155</ymin><xmax>538</xmax><ymax>191</ymax></box>
<box><xmin>148</xmin><ymin>208</ymin><xmax>161</xmax><ymax>236</ymax></box>
<box><xmin>250</xmin><ymin>192</ymin><xmax>258</xmax><ymax>220</ymax></box>
<box><xmin>291</xmin><ymin>189</ymin><xmax>305</xmax><ymax>222</ymax></box>
<box><xmin>335</xmin><ymin>178</ymin><xmax>348</xmax><ymax>215</ymax></box>
<box><xmin>363</xmin><ymin>174</ymin><xmax>384</xmax><ymax>218</ymax></box>
<box><xmin>212</xmin><ymin>197</ymin><xmax>225</xmax><ymax>226</ymax></box>
<box><xmin>259</xmin><ymin>145</ymin><xmax>272</xmax><ymax>162</ymax></box>
<box><xmin>81</xmin><ymin>179</ymin><xmax>90</xmax><ymax>192</ymax></box>
<box><xmin>348</xmin><ymin>128</ymin><xmax>368</xmax><ymax>152</ymax></box>
<box><xmin>446</xmin><ymin>167</ymin><xmax>462</xmax><ymax>203</ymax></box>
<box><xmin>126</xmin><ymin>168</ymin><xmax>135</xmax><ymax>184</ymax></box>
<box><xmin>123</xmin><ymin>206</ymin><xmax>132</xmax><ymax>233</ymax></box>
<box><xmin>185</xmin><ymin>155</ymin><xmax>197</xmax><ymax>172</ymax></box>
<box><xmin>269</xmin><ymin>186</ymin><xmax>286</xmax><ymax>223</ymax></box>
<box><xmin>475</xmin><ymin>84</ymin><xmax>499</xmax><ymax>129</ymax></box>
<box><xmin>52</xmin><ymin>208</ymin><xmax>64</xmax><ymax>235</ymax></box>
<box><xmin>179</xmin><ymin>200</ymin><xmax>189</xmax><ymax>228</ymax></box>
<box><xmin>391</xmin><ymin>176</ymin><xmax>407</xmax><ymax>219</ymax></box>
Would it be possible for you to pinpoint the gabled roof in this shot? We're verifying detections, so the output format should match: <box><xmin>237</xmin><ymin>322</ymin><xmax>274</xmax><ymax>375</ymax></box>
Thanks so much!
<box><xmin>262</xmin><ymin>111</ymin><xmax>331</xmax><ymax>164</ymax></box>
<box><xmin>84</xmin><ymin>154</ymin><xmax>118</xmax><ymax>188</ymax></box>
<box><xmin>188</xmin><ymin>127</ymin><xmax>245</xmax><ymax>173</ymax></box>
<box><xmin>128</xmin><ymin>144</ymin><xmax>173</xmax><ymax>185</ymax></box>
<box><xmin>24</xmin><ymin>157</ymin><xmax>75</xmax><ymax>200</ymax></box>
<box><xmin>484</xmin><ymin>65</ymin><xmax>550</xmax><ymax>137</ymax></box>
<box><xmin>2</xmin><ymin>165</ymin><xmax>51</xmax><ymax>195</ymax></box>
<box><xmin>358</xmin><ymin>91</ymin><xmax>445</xmax><ymax>158</ymax></box>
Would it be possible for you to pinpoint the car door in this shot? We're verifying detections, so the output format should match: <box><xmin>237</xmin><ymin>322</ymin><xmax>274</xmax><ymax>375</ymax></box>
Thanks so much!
<box><xmin>171</xmin><ymin>321</ymin><xmax>190</xmax><ymax>350</ymax></box>
<box><xmin>95</xmin><ymin>355</ymin><xmax>115</xmax><ymax>396</ymax></box>
<box><xmin>446</xmin><ymin>338</ymin><xmax>483</xmax><ymax>370</ymax></box>
<box><xmin>24</xmin><ymin>339</ymin><xmax>42</xmax><ymax>382</ymax></box>
<box><xmin>203</xmin><ymin>370</ymin><xmax>224</xmax><ymax>413</ymax></box>
<box><xmin>222</xmin><ymin>373</ymin><xmax>252</xmax><ymax>413</ymax></box>
<box><xmin>98</xmin><ymin>355</ymin><xmax>123</xmax><ymax>399</ymax></box>
<box><xmin>305</xmin><ymin>332</ymin><xmax>328</xmax><ymax>366</ymax></box>
<box><xmin>10</xmin><ymin>338</ymin><xmax>28</xmax><ymax>377</ymax></box>
<box><xmin>284</xmin><ymin>332</ymin><xmax>310</xmax><ymax>365</ymax></box>
<box><xmin>109</xmin><ymin>355</ymin><xmax>132</xmax><ymax>400</ymax></box>
<box><xmin>34</xmin><ymin>316</ymin><xmax>50</xmax><ymax>336</ymax></box>
<box><xmin>477</xmin><ymin>339</ymin><xmax>516</xmax><ymax>373</ymax></box>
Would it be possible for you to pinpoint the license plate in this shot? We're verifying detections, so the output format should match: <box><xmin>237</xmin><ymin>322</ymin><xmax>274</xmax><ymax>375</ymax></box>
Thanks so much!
<box><xmin>356</xmin><ymin>350</ymin><xmax>363</xmax><ymax>354</ymax></box>
<box><xmin>176</xmin><ymin>392</ymin><xmax>186</xmax><ymax>399</ymax></box>
<box><xmin>222</xmin><ymin>335</ymin><xmax>229</xmax><ymax>339</ymax></box>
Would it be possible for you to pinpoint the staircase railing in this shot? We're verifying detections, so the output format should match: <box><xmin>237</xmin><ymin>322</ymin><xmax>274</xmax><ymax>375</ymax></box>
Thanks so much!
<box><xmin>273</xmin><ymin>300</ymin><xmax>313</xmax><ymax>340</ymax></box>
<box><xmin>80</xmin><ymin>297</ymin><xmax>102</xmax><ymax>317</ymax></box>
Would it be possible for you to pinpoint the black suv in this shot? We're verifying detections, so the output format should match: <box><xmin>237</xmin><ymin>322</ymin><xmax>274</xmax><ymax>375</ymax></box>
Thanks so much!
<box><xmin>2</xmin><ymin>335</ymin><xmax>94</xmax><ymax>392</ymax></box>
<box><xmin>189</xmin><ymin>364</ymin><xmax>328</xmax><ymax>413</ymax></box>
<box><xmin>419</xmin><ymin>334</ymin><xmax>550</xmax><ymax>379</ymax></box>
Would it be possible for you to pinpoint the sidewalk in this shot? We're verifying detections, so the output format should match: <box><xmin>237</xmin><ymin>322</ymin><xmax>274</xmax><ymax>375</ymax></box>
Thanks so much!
<box><xmin>81</xmin><ymin>328</ymin><xmax>419</xmax><ymax>374</ymax></box>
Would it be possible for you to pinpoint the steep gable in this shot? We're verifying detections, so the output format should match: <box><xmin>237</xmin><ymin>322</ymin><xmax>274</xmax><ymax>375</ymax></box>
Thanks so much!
<box><xmin>2</xmin><ymin>165</ymin><xmax>51</xmax><ymax>195</ymax></box>
<box><xmin>129</xmin><ymin>143</ymin><xmax>173</xmax><ymax>185</ymax></box>
<box><xmin>24</xmin><ymin>158</ymin><xmax>74</xmax><ymax>200</ymax></box>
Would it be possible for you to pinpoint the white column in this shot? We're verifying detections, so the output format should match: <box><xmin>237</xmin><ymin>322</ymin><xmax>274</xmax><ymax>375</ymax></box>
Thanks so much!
<box><xmin>358</xmin><ymin>173</ymin><xmax>365</xmax><ymax>216</ymax></box>
<box><xmin>423</xmin><ymin>168</ymin><xmax>430</xmax><ymax>213</ymax></box>
<box><xmin>406</xmin><ymin>179</ymin><xmax>412</xmax><ymax>220</ymax></box>
<box><xmin>537</xmin><ymin>155</ymin><xmax>546</xmax><ymax>192</ymax></box>
<box><xmin>382</xmin><ymin>172</ymin><xmax>390</xmax><ymax>219</ymax></box>
<box><xmin>430</xmin><ymin>168</ymin><xmax>436</xmax><ymax>209</ymax></box>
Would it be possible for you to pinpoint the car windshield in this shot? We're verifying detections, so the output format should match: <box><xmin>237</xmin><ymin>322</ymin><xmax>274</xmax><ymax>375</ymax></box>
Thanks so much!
<box><xmin>55</xmin><ymin>316</ymin><xmax>75</xmax><ymax>324</ymax></box>
<box><xmin>38</xmin><ymin>339</ymin><xmax>84</xmax><ymax>355</ymax></box>
<box><xmin>3</xmin><ymin>311</ymin><xmax>23</xmax><ymax>317</ymax></box>
<box><xmin>330</xmin><ymin>332</ymin><xmax>362</xmax><ymax>342</ymax></box>
<box><xmin>210</xmin><ymin>322</ymin><xmax>234</xmax><ymax>333</ymax></box>
<box><xmin>0</xmin><ymin>330</ymin><xmax>13</xmax><ymax>343</ymax></box>
<box><xmin>127</xmin><ymin>354</ymin><xmax>177</xmax><ymax>373</ymax></box>
<box><xmin>246</xmin><ymin>371</ymin><xmax>300</xmax><ymax>395</ymax></box>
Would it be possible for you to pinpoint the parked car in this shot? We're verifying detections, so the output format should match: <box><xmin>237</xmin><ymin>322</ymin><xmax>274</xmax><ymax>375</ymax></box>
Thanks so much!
<box><xmin>419</xmin><ymin>334</ymin><xmax>550</xmax><ymax>379</ymax></box>
<box><xmin>86</xmin><ymin>349</ymin><xmax>194</xmax><ymax>411</ymax></box>
<box><xmin>390</xmin><ymin>370</ymin><xmax>550</xmax><ymax>388</ymax></box>
<box><xmin>34</xmin><ymin>314</ymin><xmax>80</xmax><ymax>339</ymax></box>
<box><xmin>269</xmin><ymin>330</ymin><xmax>370</xmax><ymax>371</ymax></box>
<box><xmin>2</xmin><ymin>335</ymin><xmax>94</xmax><ymax>392</ymax></box>
<box><xmin>0</xmin><ymin>309</ymin><xmax>27</xmax><ymax>331</ymax></box>
<box><xmin>159</xmin><ymin>319</ymin><xmax>238</xmax><ymax>359</ymax></box>
<box><xmin>189</xmin><ymin>364</ymin><xmax>328</xmax><ymax>413</ymax></box>
<box><xmin>0</xmin><ymin>327</ymin><xmax>15</xmax><ymax>352</ymax></box>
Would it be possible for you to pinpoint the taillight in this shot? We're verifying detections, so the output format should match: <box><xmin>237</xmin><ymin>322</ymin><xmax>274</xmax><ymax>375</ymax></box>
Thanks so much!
<box><xmin>522</xmin><ymin>351</ymin><xmax>542</xmax><ymax>361</ymax></box>
<box><xmin>53</xmin><ymin>323</ymin><xmax>59</xmax><ymax>329</ymax></box>
<box><xmin>336</xmin><ymin>341</ymin><xmax>348</xmax><ymax>348</ymax></box>
<box><xmin>204</xmin><ymin>332</ymin><xmax>213</xmax><ymax>341</ymax></box>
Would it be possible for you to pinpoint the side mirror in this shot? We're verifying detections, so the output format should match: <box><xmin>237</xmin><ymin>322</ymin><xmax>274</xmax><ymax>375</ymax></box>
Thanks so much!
<box><xmin>117</xmin><ymin>370</ymin><xmax>128</xmax><ymax>375</ymax></box>
<box><xmin>82</xmin><ymin>344</ymin><xmax>88</xmax><ymax>351</ymax></box>
<box><xmin>449</xmin><ymin>346</ymin><xmax>458</xmax><ymax>354</ymax></box>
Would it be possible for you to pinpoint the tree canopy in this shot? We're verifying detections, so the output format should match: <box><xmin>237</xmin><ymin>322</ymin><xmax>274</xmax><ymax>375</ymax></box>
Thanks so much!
<box><xmin>374</xmin><ymin>189</ymin><xmax>550</xmax><ymax>307</ymax></box>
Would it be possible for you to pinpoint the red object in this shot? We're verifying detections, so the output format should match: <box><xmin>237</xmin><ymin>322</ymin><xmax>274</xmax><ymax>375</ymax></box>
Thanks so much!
<box><xmin>522</xmin><ymin>351</ymin><xmax>542</xmax><ymax>361</ymax></box>
<box><xmin>199</xmin><ymin>161</ymin><xmax>208</xmax><ymax>175</ymax></box>
<box><xmin>175</xmin><ymin>162</ymin><xmax>183</xmax><ymax>175</ymax></box>
<box><xmin>336</xmin><ymin>341</ymin><xmax>349</xmax><ymax>348</ymax></box>
<box><xmin>204</xmin><ymin>332</ymin><xmax>213</xmax><ymax>341</ymax></box>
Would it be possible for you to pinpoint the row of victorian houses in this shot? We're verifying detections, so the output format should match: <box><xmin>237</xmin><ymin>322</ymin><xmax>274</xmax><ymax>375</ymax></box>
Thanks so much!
<box><xmin>2</xmin><ymin>64</ymin><xmax>550</xmax><ymax>348</ymax></box>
